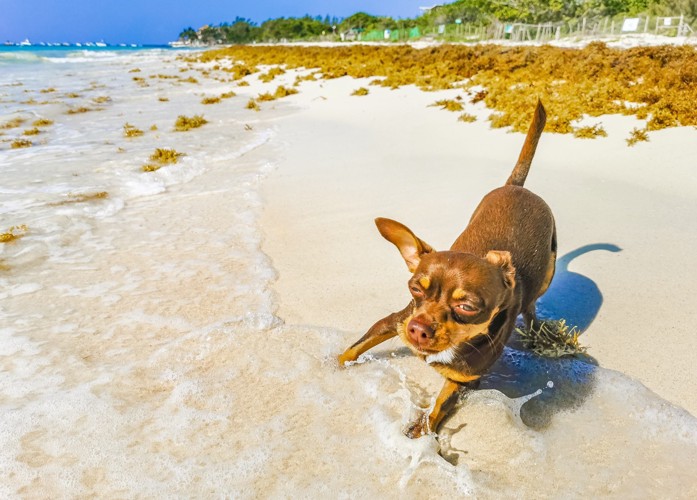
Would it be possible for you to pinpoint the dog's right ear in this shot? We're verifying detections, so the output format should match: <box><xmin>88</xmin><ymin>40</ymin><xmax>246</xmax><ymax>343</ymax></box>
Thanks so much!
<box><xmin>375</xmin><ymin>217</ymin><xmax>434</xmax><ymax>273</ymax></box>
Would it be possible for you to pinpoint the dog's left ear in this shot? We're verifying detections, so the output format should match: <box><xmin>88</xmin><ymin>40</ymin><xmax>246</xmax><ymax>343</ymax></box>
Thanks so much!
<box><xmin>375</xmin><ymin>217</ymin><xmax>434</xmax><ymax>273</ymax></box>
<box><xmin>485</xmin><ymin>250</ymin><xmax>516</xmax><ymax>288</ymax></box>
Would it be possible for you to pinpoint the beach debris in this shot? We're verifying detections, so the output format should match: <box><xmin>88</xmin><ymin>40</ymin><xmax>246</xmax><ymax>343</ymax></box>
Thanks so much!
<box><xmin>50</xmin><ymin>192</ymin><xmax>109</xmax><ymax>206</ymax></box>
<box><xmin>1</xmin><ymin>117</ymin><xmax>26</xmax><ymax>129</ymax></box>
<box><xmin>220</xmin><ymin>90</ymin><xmax>236</xmax><ymax>99</ymax></box>
<box><xmin>10</xmin><ymin>139</ymin><xmax>33</xmax><ymax>148</ymax></box>
<box><xmin>573</xmin><ymin>124</ymin><xmax>607</xmax><ymax>139</ymax></box>
<box><xmin>143</xmin><ymin>149</ymin><xmax>184</xmax><ymax>172</ymax></box>
<box><xmin>458</xmin><ymin>112</ymin><xmax>477</xmax><ymax>123</ymax></box>
<box><xmin>274</xmin><ymin>85</ymin><xmax>298</xmax><ymax>98</ymax></box>
<box><xmin>244</xmin><ymin>124</ymin><xmax>253</xmax><ymax>131</ymax></box>
<box><xmin>430</xmin><ymin>99</ymin><xmax>464</xmax><ymax>112</ymax></box>
<box><xmin>32</xmin><ymin>118</ymin><xmax>53</xmax><ymax>127</ymax></box>
<box><xmin>256</xmin><ymin>92</ymin><xmax>275</xmax><ymax>102</ymax></box>
<box><xmin>158</xmin><ymin>97</ymin><xmax>169</xmax><ymax>102</ymax></box>
<box><xmin>351</xmin><ymin>87</ymin><xmax>369</xmax><ymax>96</ymax></box>
<box><xmin>22</xmin><ymin>127</ymin><xmax>40</xmax><ymax>136</ymax></box>
<box><xmin>132</xmin><ymin>76</ymin><xmax>148</xmax><ymax>87</ymax></box>
<box><xmin>174</xmin><ymin>114</ymin><xmax>208</xmax><ymax>131</ymax></box>
<box><xmin>123</xmin><ymin>123</ymin><xmax>144</xmax><ymax>138</ymax></box>
<box><xmin>259</xmin><ymin>67</ymin><xmax>286</xmax><ymax>83</ymax></box>
<box><xmin>246</xmin><ymin>99</ymin><xmax>260</xmax><ymax>111</ymax></box>
<box><xmin>626</xmin><ymin>127</ymin><xmax>649</xmax><ymax>146</ymax></box>
<box><xmin>201</xmin><ymin>96</ymin><xmax>221</xmax><ymax>104</ymax></box>
<box><xmin>66</xmin><ymin>106</ymin><xmax>95</xmax><ymax>115</ymax></box>
<box><xmin>0</xmin><ymin>225</ymin><xmax>28</xmax><ymax>243</ymax></box>
<box><xmin>515</xmin><ymin>319</ymin><xmax>587</xmax><ymax>358</ymax></box>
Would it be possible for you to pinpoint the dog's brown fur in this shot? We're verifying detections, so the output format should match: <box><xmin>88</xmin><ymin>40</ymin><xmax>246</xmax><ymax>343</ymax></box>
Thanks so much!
<box><xmin>338</xmin><ymin>100</ymin><xmax>556</xmax><ymax>438</ymax></box>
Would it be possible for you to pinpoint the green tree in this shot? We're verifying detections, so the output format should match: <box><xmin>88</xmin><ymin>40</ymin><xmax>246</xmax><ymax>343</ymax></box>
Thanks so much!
<box><xmin>178</xmin><ymin>27</ymin><xmax>198</xmax><ymax>42</ymax></box>
<box><xmin>221</xmin><ymin>17</ymin><xmax>259</xmax><ymax>44</ymax></box>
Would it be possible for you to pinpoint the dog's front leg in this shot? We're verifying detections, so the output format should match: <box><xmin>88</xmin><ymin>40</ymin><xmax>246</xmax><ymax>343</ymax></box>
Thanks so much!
<box><xmin>338</xmin><ymin>303</ymin><xmax>412</xmax><ymax>366</ymax></box>
<box><xmin>405</xmin><ymin>378</ymin><xmax>480</xmax><ymax>438</ymax></box>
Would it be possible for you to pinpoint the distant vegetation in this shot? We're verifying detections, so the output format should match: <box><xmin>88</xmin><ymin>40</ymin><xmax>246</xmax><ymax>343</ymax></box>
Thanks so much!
<box><xmin>178</xmin><ymin>0</ymin><xmax>696</xmax><ymax>44</ymax></box>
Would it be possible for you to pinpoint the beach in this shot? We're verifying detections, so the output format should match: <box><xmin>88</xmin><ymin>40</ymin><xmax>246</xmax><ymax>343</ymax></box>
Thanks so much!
<box><xmin>1</xmin><ymin>44</ymin><xmax>697</xmax><ymax>497</ymax></box>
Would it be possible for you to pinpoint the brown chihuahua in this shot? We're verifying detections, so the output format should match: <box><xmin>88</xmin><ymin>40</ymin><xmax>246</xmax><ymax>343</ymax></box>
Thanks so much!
<box><xmin>338</xmin><ymin>100</ymin><xmax>555</xmax><ymax>438</ymax></box>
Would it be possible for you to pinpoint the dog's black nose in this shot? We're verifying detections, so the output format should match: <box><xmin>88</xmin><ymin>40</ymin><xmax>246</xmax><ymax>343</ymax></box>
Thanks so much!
<box><xmin>407</xmin><ymin>318</ymin><xmax>434</xmax><ymax>345</ymax></box>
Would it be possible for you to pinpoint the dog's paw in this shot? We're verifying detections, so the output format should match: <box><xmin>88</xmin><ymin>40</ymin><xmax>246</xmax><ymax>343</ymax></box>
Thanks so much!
<box><xmin>336</xmin><ymin>353</ymin><xmax>355</xmax><ymax>368</ymax></box>
<box><xmin>337</xmin><ymin>352</ymin><xmax>356</xmax><ymax>368</ymax></box>
<box><xmin>403</xmin><ymin>414</ymin><xmax>430</xmax><ymax>439</ymax></box>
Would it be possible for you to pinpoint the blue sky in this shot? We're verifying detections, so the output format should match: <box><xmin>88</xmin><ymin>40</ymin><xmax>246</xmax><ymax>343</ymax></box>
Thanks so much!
<box><xmin>0</xmin><ymin>0</ymin><xmax>430</xmax><ymax>45</ymax></box>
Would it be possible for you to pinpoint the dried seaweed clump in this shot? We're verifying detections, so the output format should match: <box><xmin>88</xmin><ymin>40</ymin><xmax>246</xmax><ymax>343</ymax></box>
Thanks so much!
<box><xmin>1</xmin><ymin>117</ymin><xmax>25</xmax><ymax>130</ymax></box>
<box><xmin>224</xmin><ymin>63</ymin><xmax>258</xmax><ymax>80</ymax></box>
<box><xmin>0</xmin><ymin>225</ymin><xmax>28</xmax><ymax>243</ymax></box>
<box><xmin>52</xmin><ymin>192</ymin><xmax>109</xmax><ymax>206</ymax></box>
<box><xmin>259</xmin><ymin>67</ymin><xmax>286</xmax><ymax>83</ymax></box>
<box><xmin>294</xmin><ymin>72</ymin><xmax>318</xmax><ymax>85</ymax></box>
<box><xmin>516</xmin><ymin>319</ymin><xmax>587</xmax><ymax>358</ymax></box>
<box><xmin>32</xmin><ymin>118</ymin><xmax>54</xmax><ymax>127</ymax></box>
<box><xmin>352</xmin><ymin>87</ymin><xmax>369</xmax><ymax>96</ymax></box>
<box><xmin>158</xmin><ymin>97</ymin><xmax>170</xmax><ymax>102</ymax></box>
<box><xmin>573</xmin><ymin>124</ymin><xmax>607</xmax><ymax>139</ymax></box>
<box><xmin>174</xmin><ymin>114</ymin><xmax>208</xmax><ymax>131</ymax></box>
<box><xmin>256</xmin><ymin>92</ymin><xmax>275</xmax><ymax>102</ymax></box>
<box><xmin>142</xmin><ymin>148</ymin><xmax>185</xmax><ymax>172</ymax></box>
<box><xmin>23</xmin><ymin>127</ymin><xmax>40</xmax><ymax>136</ymax></box>
<box><xmin>66</xmin><ymin>107</ymin><xmax>94</xmax><ymax>115</ymax></box>
<box><xmin>458</xmin><ymin>113</ymin><xmax>477</xmax><ymax>123</ymax></box>
<box><xmin>246</xmin><ymin>99</ymin><xmax>260</xmax><ymax>111</ymax></box>
<box><xmin>123</xmin><ymin>123</ymin><xmax>144</xmax><ymax>138</ymax></box>
<box><xmin>274</xmin><ymin>85</ymin><xmax>298</xmax><ymax>98</ymax></box>
<box><xmin>11</xmin><ymin>139</ymin><xmax>33</xmax><ymax>149</ymax></box>
<box><xmin>220</xmin><ymin>91</ymin><xmax>236</xmax><ymax>99</ymax></box>
<box><xmin>430</xmin><ymin>99</ymin><xmax>464</xmax><ymax>112</ymax></box>
<box><xmin>40</xmin><ymin>87</ymin><xmax>56</xmax><ymax>93</ymax></box>
<box><xmin>201</xmin><ymin>96</ymin><xmax>221</xmax><ymax>105</ymax></box>
<box><xmin>626</xmin><ymin>127</ymin><xmax>649</xmax><ymax>146</ymax></box>
<box><xmin>92</xmin><ymin>96</ymin><xmax>111</xmax><ymax>104</ymax></box>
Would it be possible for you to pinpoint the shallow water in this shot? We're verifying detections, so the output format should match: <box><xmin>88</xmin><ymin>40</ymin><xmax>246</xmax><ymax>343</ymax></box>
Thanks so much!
<box><xmin>1</xmin><ymin>47</ymin><xmax>696</xmax><ymax>497</ymax></box>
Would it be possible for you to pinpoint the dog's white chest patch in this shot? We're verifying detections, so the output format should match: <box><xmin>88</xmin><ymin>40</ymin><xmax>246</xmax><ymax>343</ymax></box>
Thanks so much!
<box><xmin>425</xmin><ymin>347</ymin><xmax>457</xmax><ymax>365</ymax></box>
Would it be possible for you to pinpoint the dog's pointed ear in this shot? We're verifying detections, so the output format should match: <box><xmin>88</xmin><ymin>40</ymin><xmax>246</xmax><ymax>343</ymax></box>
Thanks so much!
<box><xmin>485</xmin><ymin>250</ymin><xmax>516</xmax><ymax>288</ymax></box>
<box><xmin>375</xmin><ymin>217</ymin><xmax>434</xmax><ymax>273</ymax></box>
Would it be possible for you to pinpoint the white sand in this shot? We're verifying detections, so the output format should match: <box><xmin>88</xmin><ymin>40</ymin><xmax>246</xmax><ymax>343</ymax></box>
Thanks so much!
<box><xmin>261</xmin><ymin>72</ymin><xmax>697</xmax><ymax>417</ymax></box>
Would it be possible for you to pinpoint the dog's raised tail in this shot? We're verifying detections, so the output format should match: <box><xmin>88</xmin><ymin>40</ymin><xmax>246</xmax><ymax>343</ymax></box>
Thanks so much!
<box><xmin>506</xmin><ymin>99</ymin><xmax>547</xmax><ymax>187</ymax></box>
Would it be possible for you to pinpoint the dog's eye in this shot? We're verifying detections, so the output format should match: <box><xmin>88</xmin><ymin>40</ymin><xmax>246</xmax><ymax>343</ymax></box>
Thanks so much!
<box><xmin>409</xmin><ymin>286</ymin><xmax>423</xmax><ymax>297</ymax></box>
<box><xmin>454</xmin><ymin>303</ymin><xmax>477</xmax><ymax>314</ymax></box>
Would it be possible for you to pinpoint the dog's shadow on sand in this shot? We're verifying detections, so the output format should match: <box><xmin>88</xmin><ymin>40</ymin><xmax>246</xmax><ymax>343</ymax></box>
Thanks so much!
<box><xmin>537</xmin><ymin>243</ymin><xmax>622</xmax><ymax>333</ymax></box>
<box><xmin>479</xmin><ymin>243</ymin><xmax>622</xmax><ymax>430</ymax></box>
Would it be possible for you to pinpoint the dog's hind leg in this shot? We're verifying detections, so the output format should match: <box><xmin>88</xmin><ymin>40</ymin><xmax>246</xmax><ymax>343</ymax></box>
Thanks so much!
<box><xmin>338</xmin><ymin>303</ymin><xmax>412</xmax><ymax>366</ymax></box>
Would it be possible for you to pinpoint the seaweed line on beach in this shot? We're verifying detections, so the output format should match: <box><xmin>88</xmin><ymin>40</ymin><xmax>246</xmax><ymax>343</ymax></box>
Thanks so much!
<box><xmin>192</xmin><ymin>43</ymin><xmax>697</xmax><ymax>142</ymax></box>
